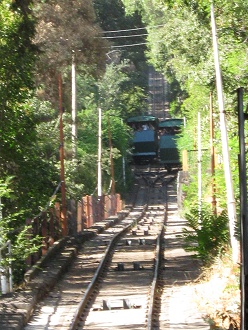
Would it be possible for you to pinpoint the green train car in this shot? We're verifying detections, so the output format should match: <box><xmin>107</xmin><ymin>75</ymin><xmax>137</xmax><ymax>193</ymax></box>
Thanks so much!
<box><xmin>159</xmin><ymin>118</ymin><xmax>184</xmax><ymax>170</ymax></box>
<box><xmin>127</xmin><ymin>115</ymin><xmax>159</xmax><ymax>164</ymax></box>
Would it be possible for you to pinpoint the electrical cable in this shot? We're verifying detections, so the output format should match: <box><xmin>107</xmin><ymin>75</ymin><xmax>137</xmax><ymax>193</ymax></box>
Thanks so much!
<box><xmin>100</xmin><ymin>23</ymin><xmax>165</xmax><ymax>34</ymax></box>
<box><xmin>101</xmin><ymin>33</ymin><xmax>148</xmax><ymax>39</ymax></box>
<box><xmin>109</xmin><ymin>42</ymin><xmax>147</xmax><ymax>48</ymax></box>
<box><xmin>108</xmin><ymin>39</ymin><xmax>164</xmax><ymax>49</ymax></box>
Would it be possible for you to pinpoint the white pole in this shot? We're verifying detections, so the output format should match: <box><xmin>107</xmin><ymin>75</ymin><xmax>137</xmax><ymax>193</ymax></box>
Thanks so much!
<box><xmin>8</xmin><ymin>241</ymin><xmax>12</xmax><ymax>292</ymax></box>
<box><xmin>198</xmin><ymin>112</ymin><xmax>202</xmax><ymax>220</ymax></box>
<box><xmin>97</xmin><ymin>107</ymin><xmax>102</xmax><ymax>197</ymax></box>
<box><xmin>0</xmin><ymin>273</ymin><xmax>8</xmax><ymax>294</ymax></box>
<box><xmin>211</xmin><ymin>3</ymin><xmax>239</xmax><ymax>262</ymax></box>
<box><xmin>0</xmin><ymin>197</ymin><xmax>8</xmax><ymax>294</ymax></box>
<box><xmin>71</xmin><ymin>52</ymin><xmax>77</xmax><ymax>159</ymax></box>
<box><xmin>0</xmin><ymin>251</ymin><xmax>8</xmax><ymax>294</ymax></box>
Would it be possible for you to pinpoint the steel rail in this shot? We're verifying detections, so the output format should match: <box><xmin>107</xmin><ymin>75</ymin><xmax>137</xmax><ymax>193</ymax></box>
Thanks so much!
<box><xmin>69</xmin><ymin>205</ymin><xmax>148</xmax><ymax>330</ymax></box>
<box><xmin>146</xmin><ymin>174</ymin><xmax>176</xmax><ymax>329</ymax></box>
<box><xmin>147</xmin><ymin>223</ymin><xmax>165</xmax><ymax>330</ymax></box>
<box><xmin>70</xmin><ymin>166</ymin><xmax>167</xmax><ymax>330</ymax></box>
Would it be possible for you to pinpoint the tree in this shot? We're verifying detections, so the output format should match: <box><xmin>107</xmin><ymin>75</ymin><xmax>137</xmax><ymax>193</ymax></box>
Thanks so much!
<box><xmin>93</xmin><ymin>0</ymin><xmax>149</xmax><ymax>107</ymax></box>
<box><xmin>0</xmin><ymin>1</ymin><xmax>53</xmax><ymax>219</ymax></box>
<box><xmin>32</xmin><ymin>0</ymin><xmax>108</xmax><ymax>105</ymax></box>
<box><xmin>0</xmin><ymin>178</ymin><xmax>42</xmax><ymax>284</ymax></box>
<box><xmin>0</xmin><ymin>0</ymin><xmax>37</xmax><ymax>161</ymax></box>
<box><xmin>74</xmin><ymin>61</ymin><xmax>133</xmax><ymax>197</ymax></box>
<box><xmin>121</xmin><ymin>0</ymin><xmax>248</xmax><ymax>255</ymax></box>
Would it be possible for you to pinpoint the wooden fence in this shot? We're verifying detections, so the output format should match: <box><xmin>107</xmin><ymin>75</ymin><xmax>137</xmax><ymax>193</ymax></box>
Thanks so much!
<box><xmin>26</xmin><ymin>193</ymin><xmax>122</xmax><ymax>267</ymax></box>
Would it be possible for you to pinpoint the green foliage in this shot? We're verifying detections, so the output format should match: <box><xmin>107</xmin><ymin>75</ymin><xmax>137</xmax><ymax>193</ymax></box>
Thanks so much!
<box><xmin>3</xmin><ymin>0</ymin><xmax>247</xmax><ymax>287</ymax></box>
<box><xmin>182</xmin><ymin>206</ymin><xmax>230</xmax><ymax>265</ymax></box>
<box><xmin>121</xmin><ymin>0</ymin><xmax>246</xmax><ymax>252</ymax></box>
<box><xmin>30</xmin><ymin>60</ymin><xmax>137</xmax><ymax>201</ymax></box>
<box><xmin>0</xmin><ymin>1</ymin><xmax>58</xmax><ymax>220</ymax></box>
<box><xmin>93</xmin><ymin>0</ymin><xmax>148</xmax><ymax>78</ymax></box>
<box><xmin>0</xmin><ymin>0</ymin><xmax>36</xmax><ymax>140</ymax></box>
<box><xmin>0</xmin><ymin>0</ymin><xmax>36</xmax><ymax>149</ymax></box>
<box><xmin>93</xmin><ymin>0</ymin><xmax>149</xmax><ymax>116</ymax></box>
<box><xmin>0</xmin><ymin>179</ymin><xmax>42</xmax><ymax>284</ymax></box>
<box><xmin>9</xmin><ymin>223</ymin><xmax>42</xmax><ymax>284</ymax></box>
<box><xmin>0</xmin><ymin>0</ymin><xmax>146</xmax><ymax>286</ymax></box>
<box><xmin>48</xmin><ymin>61</ymin><xmax>134</xmax><ymax>198</ymax></box>
<box><xmin>30</xmin><ymin>0</ymin><xmax>149</xmax><ymax>202</ymax></box>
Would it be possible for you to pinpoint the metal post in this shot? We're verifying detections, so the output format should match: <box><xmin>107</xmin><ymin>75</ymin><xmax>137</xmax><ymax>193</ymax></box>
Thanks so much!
<box><xmin>97</xmin><ymin>107</ymin><xmax>102</xmax><ymax>198</ymax></box>
<box><xmin>0</xmin><ymin>197</ymin><xmax>8</xmax><ymax>294</ymax></box>
<box><xmin>0</xmin><ymin>241</ymin><xmax>12</xmax><ymax>294</ymax></box>
<box><xmin>7</xmin><ymin>241</ymin><xmax>12</xmax><ymax>292</ymax></box>
<box><xmin>0</xmin><ymin>250</ymin><xmax>7</xmax><ymax>294</ymax></box>
<box><xmin>198</xmin><ymin>112</ymin><xmax>202</xmax><ymax>219</ymax></box>
<box><xmin>237</xmin><ymin>87</ymin><xmax>248</xmax><ymax>330</ymax></box>
<box><xmin>71</xmin><ymin>51</ymin><xmax>77</xmax><ymax>159</ymax></box>
<box><xmin>108</xmin><ymin>116</ymin><xmax>115</xmax><ymax>196</ymax></box>
<box><xmin>58</xmin><ymin>74</ymin><xmax>67</xmax><ymax>236</ymax></box>
<box><xmin>211</xmin><ymin>3</ymin><xmax>238</xmax><ymax>261</ymax></box>
<box><xmin>210</xmin><ymin>92</ymin><xmax>217</xmax><ymax>214</ymax></box>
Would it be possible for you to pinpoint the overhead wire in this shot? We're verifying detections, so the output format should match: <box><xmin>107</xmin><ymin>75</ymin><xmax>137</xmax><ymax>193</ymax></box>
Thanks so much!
<box><xmin>99</xmin><ymin>23</ymin><xmax>165</xmax><ymax>49</ymax></box>
<box><xmin>100</xmin><ymin>23</ymin><xmax>166</xmax><ymax>34</ymax></box>
<box><xmin>109</xmin><ymin>42</ymin><xmax>147</xmax><ymax>48</ymax></box>
<box><xmin>101</xmin><ymin>33</ymin><xmax>148</xmax><ymax>39</ymax></box>
<box><xmin>108</xmin><ymin>40</ymin><xmax>164</xmax><ymax>49</ymax></box>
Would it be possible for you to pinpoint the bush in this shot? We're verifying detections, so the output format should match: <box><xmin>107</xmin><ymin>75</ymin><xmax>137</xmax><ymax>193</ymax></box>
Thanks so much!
<box><xmin>182</xmin><ymin>206</ymin><xmax>230</xmax><ymax>265</ymax></box>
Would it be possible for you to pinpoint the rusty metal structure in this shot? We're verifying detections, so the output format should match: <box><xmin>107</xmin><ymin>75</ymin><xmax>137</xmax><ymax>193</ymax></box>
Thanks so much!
<box><xmin>25</xmin><ymin>193</ymin><xmax>122</xmax><ymax>268</ymax></box>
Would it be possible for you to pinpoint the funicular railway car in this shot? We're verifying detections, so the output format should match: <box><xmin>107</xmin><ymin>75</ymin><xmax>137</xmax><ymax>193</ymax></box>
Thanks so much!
<box><xmin>127</xmin><ymin>115</ymin><xmax>159</xmax><ymax>164</ymax></box>
<box><xmin>159</xmin><ymin>118</ymin><xmax>184</xmax><ymax>170</ymax></box>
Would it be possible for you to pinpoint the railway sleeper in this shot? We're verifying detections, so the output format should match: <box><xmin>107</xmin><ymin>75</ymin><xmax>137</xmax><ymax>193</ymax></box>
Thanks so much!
<box><xmin>123</xmin><ymin>238</ymin><xmax>149</xmax><ymax>246</ymax></box>
<box><xmin>116</xmin><ymin>261</ymin><xmax>144</xmax><ymax>271</ymax></box>
<box><xmin>98</xmin><ymin>298</ymin><xmax>142</xmax><ymax>311</ymax></box>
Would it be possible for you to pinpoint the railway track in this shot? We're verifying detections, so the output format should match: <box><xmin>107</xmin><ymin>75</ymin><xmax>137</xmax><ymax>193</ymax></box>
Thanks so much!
<box><xmin>22</xmin><ymin>165</ymin><xmax>172</xmax><ymax>330</ymax></box>
<box><xmin>0</xmin><ymin>165</ymin><xmax>209</xmax><ymax>329</ymax></box>
<box><xmin>71</xmin><ymin>204</ymin><xmax>166</xmax><ymax>329</ymax></box>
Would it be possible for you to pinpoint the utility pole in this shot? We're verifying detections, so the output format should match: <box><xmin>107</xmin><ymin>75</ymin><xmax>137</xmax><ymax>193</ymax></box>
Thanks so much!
<box><xmin>197</xmin><ymin>112</ymin><xmax>202</xmax><ymax>217</ymax></box>
<box><xmin>0</xmin><ymin>197</ymin><xmax>8</xmax><ymax>294</ymax></box>
<box><xmin>210</xmin><ymin>92</ymin><xmax>217</xmax><ymax>214</ymax></box>
<box><xmin>210</xmin><ymin>3</ymin><xmax>239</xmax><ymax>262</ymax></box>
<box><xmin>71</xmin><ymin>51</ymin><xmax>77</xmax><ymax>159</ymax></box>
<box><xmin>237</xmin><ymin>87</ymin><xmax>248</xmax><ymax>330</ymax></box>
<box><xmin>97</xmin><ymin>107</ymin><xmax>102</xmax><ymax>198</ymax></box>
<box><xmin>58</xmin><ymin>74</ymin><xmax>67</xmax><ymax>236</ymax></box>
<box><xmin>108</xmin><ymin>116</ymin><xmax>115</xmax><ymax>196</ymax></box>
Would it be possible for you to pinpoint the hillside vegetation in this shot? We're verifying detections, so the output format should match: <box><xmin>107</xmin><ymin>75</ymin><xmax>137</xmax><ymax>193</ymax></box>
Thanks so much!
<box><xmin>0</xmin><ymin>3</ymin><xmax>246</xmax><ymax>323</ymax></box>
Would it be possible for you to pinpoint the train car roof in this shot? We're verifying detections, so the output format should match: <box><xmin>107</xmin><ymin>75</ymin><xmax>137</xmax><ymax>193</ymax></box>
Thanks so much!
<box><xmin>159</xmin><ymin>118</ymin><xmax>184</xmax><ymax>128</ymax></box>
<box><xmin>127</xmin><ymin>115</ymin><xmax>159</xmax><ymax>125</ymax></box>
